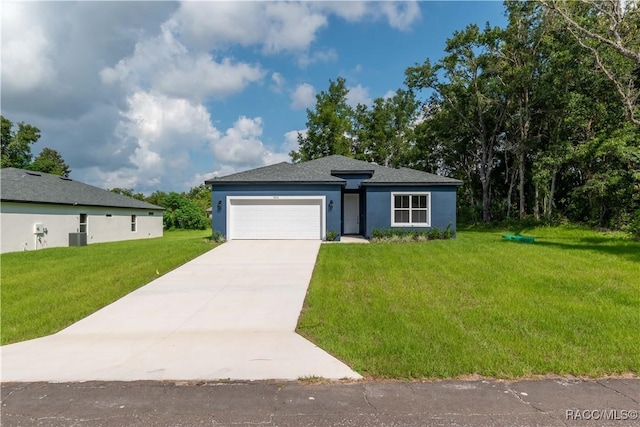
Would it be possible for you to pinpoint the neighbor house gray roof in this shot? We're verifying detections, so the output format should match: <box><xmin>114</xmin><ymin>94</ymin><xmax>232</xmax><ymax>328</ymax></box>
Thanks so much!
<box><xmin>1</xmin><ymin>168</ymin><xmax>164</xmax><ymax>210</ymax></box>
<box><xmin>206</xmin><ymin>155</ymin><xmax>462</xmax><ymax>186</ymax></box>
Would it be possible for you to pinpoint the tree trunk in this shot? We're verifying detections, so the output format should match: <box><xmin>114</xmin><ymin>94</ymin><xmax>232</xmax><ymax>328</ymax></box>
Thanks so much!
<box><xmin>518</xmin><ymin>150</ymin><xmax>526</xmax><ymax>219</ymax></box>
<box><xmin>548</xmin><ymin>168</ymin><xmax>557</xmax><ymax>219</ymax></box>
<box><xmin>533</xmin><ymin>183</ymin><xmax>540</xmax><ymax>220</ymax></box>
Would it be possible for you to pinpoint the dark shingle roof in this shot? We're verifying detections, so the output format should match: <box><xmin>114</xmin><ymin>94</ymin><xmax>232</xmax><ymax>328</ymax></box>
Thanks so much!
<box><xmin>206</xmin><ymin>155</ymin><xmax>462</xmax><ymax>186</ymax></box>
<box><xmin>205</xmin><ymin>161</ymin><xmax>344</xmax><ymax>184</ymax></box>
<box><xmin>1</xmin><ymin>168</ymin><xmax>164</xmax><ymax>210</ymax></box>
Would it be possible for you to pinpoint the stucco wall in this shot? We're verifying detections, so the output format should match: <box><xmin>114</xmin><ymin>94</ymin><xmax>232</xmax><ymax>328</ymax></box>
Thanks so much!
<box><xmin>211</xmin><ymin>184</ymin><xmax>343</xmax><ymax>240</ymax></box>
<box><xmin>0</xmin><ymin>202</ymin><xmax>163</xmax><ymax>253</ymax></box>
<box><xmin>364</xmin><ymin>186</ymin><xmax>458</xmax><ymax>238</ymax></box>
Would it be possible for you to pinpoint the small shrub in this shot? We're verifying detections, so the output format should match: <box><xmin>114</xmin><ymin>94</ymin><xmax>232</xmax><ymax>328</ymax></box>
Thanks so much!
<box><xmin>210</xmin><ymin>230</ymin><xmax>226</xmax><ymax>243</ymax></box>
<box><xmin>325</xmin><ymin>230</ymin><xmax>339</xmax><ymax>241</ymax></box>
<box><xmin>372</xmin><ymin>228</ymin><xmax>384</xmax><ymax>239</ymax></box>
<box><xmin>428</xmin><ymin>227</ymin><xmax>441</xmax><ymax>240</ymax></box>
<box><xmin>443</xmin><ymin>223</ymin><xmax>453</xmax><ymax>239</ymax></box>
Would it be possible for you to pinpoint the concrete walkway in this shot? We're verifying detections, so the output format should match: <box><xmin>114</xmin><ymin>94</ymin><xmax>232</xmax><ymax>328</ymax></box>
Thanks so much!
<box><xmin>1</xmin><ymin>241</ymin><xmax>361</xmax><ymax>382</ymax></box>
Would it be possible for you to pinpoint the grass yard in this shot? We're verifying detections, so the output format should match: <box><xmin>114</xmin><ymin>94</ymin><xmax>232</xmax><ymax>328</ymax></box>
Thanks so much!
<box><xmin>297</xmin><ymin>226</ymin><xmax>640</xmax><ymax>379</ymax></box>
<box><xmin>1</xmin><ymin>230</ymin><xmax>216</xmax><ymax>345</ymax></box>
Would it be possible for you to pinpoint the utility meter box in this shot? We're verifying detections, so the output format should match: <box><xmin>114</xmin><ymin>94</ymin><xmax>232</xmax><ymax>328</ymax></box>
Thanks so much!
<box><xmin>33</xmin><ymin>223</ymin><xmax>44</xmax><ymax>234</ymax></box>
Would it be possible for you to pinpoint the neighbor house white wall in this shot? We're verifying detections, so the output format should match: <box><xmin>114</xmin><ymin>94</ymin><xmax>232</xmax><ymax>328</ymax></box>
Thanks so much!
<box><xmin>0</xmin><ymin>202</ymin><xmax>163</xmax><ymax>253</ymax></box>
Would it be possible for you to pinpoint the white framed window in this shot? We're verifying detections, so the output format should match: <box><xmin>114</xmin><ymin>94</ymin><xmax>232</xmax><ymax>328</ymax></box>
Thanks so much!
<box><xmin>79</xmin><ymin>213</ymin><xmax>88</xmax><ymax>233</ymax></box>
<box><xmin>391</xmin><ymin>192</ymin><xmax>430</xmax><ymax>227</ymax></box>
<box><xmin>131</xmin><ymin>214</ymin><xmax>137</xmax><ymax>232</ymax></box>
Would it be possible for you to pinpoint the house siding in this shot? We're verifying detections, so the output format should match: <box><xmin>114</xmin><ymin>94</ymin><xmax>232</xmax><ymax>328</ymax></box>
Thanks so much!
<box><xmin>0</xmin><ymin>202</ymin><xmax>163</xmax><ymax>253</ymax></box>
<box><xmin>364</xmin><ymin>185</ymin><xmax>458</xmax><ymax>238</ymax></box>
<box><xmin>211</xmin><ymin>184</ymin><xmax>343</xmax><ymax>240</ymax></box>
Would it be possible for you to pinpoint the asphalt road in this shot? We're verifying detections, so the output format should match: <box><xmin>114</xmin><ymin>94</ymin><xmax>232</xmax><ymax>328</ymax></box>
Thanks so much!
<box><xmin>2</xmin><ymin>378</ymin><xmax>639</xmax><ymax>426</ymax></box>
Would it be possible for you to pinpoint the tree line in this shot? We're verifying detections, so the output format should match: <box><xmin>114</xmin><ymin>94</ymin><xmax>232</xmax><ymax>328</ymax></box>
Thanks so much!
<box><xmin>293</xmin><ymin>1</ymin><xmax>640</xmax><ymax>236</ymax></box>
<box><xmin>110</xmin><ymin>186</ymin><xmax>211</xmax><ymax>230</ymax></box>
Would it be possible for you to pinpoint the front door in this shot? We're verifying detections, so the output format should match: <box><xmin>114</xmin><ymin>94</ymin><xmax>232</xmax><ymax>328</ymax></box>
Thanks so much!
<box><xmin>343</xmin><ymin>193</ymin><xmax>360</xmax><ymax>234</ymax></box>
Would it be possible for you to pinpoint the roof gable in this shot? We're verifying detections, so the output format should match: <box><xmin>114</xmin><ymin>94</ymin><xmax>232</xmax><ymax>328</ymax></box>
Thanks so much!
<box><xmin>1</xmin><ymin>168</ymin><xmax>164</xmax><ymax>210</ymax></box>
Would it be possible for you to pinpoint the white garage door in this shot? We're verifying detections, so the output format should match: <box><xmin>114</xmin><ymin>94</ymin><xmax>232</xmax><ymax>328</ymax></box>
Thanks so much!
<box><xmin>228</xmin><ymin>197</ymin><xmax>323</xmax><ymax>240</ymax></box>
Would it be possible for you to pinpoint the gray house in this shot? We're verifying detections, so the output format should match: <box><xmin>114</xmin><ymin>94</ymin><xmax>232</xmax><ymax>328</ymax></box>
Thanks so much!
<box><xmin>1</xmin><ymin>168</ymin><xmax>164</xmax><ymax>253</ymax></box>
<box><xmin>206</xmin><ymin>155</ymin><xmax>462</xmax><ymax>241</ymax></box>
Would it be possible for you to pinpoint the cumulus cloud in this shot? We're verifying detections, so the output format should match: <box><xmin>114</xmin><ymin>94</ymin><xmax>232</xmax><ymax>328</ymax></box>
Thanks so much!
<box><xmin>381</xmin><ymin>2</ymin><xmax>422</xmax><ymax>30</ymax></box>
<box><xmin>1</xmin><ymin>3</ymin><xmax>55</xmax><ymax>92</ymax></box>
<box><xmin>346</xmin><ymin>84</ymin><xmax>372</xmax><ymax>108</ymax></box>
<box><xmin>290</xmin><ymin>83</ymin><xmax>316</xmax><ymax>110</ymax></box>
<box><xmin>171</xmin><ymin>2</ymin><xmax>328</xmax><ymax>54</ymax></box>
<box><xmin>100</xmin><ymin>22</ymin><xmax>264</xmax><ymax>100</ymax></box>
<box><xmin>282</xmin><ymin>129</ymin><xmax>305</xmax><ymax>153</ymax></box>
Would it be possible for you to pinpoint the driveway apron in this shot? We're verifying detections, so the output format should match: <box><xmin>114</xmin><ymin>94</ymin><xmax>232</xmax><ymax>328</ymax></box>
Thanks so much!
<box><xmin>1</xmin><ymin>240</ymin><xmax>362</xmax><ymax>382</ymax></box>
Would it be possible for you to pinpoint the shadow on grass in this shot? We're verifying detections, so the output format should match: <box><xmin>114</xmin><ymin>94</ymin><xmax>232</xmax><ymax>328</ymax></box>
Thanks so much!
<box><xmin>533</xmin><ymin>240</ymin><xmax>640</xmax><ymax>263</ymax></box>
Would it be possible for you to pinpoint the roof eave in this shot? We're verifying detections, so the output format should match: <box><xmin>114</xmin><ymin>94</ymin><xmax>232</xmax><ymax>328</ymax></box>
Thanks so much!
<box><xmin>208</xmin><ymin>180</ymin><xmax>346</xmax><ymax>186</ymax></box>
<box><xmin>363</xmin><ymin>181</ymin><xmax>463</xmax><ymax>187</ymax></box>
<box><xmin>0</xmin><ymin>199</ymin><xmax>165</xmax><ymax>210</ymax></box>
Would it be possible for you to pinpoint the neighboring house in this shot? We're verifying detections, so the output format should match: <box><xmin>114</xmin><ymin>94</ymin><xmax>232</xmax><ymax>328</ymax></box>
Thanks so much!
<box><xmin>0</xmin><ymin>168</ymin><xmax>164</xmax><ymax>253</ymax></box>
<box><xmin>206</xmin><ymin>155</ymin><xmax>463</xmax><ymax>241</ymax></box>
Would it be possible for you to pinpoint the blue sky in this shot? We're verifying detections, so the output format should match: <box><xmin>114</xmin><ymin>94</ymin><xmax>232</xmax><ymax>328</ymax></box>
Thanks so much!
<box><xmin>1</xmin><ymin>1</ymin><xmax>506</xmax><ymax>194</ymax></box>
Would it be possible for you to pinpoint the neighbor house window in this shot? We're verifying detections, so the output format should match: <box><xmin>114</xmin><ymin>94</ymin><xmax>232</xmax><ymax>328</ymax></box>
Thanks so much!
<box><xmin>131</xmin><ymin>215</ymin><xmax>137</xmax><ymax>232</ymax></box>
<box><xmin>79</xmin><ymin>214</ymin><xmax>88</xmax><ymax>233</ymax></box>
<box><xmin>391</xmin><ymin>193</ymin><xmax>430</xmax><ymax>227</ymax></box>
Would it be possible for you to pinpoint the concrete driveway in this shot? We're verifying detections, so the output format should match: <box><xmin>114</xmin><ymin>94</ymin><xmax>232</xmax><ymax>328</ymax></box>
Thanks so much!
<box><xmin>1</xmin><ymin>240</ymin><xmax>362</xmax><ymax>382</ymax></box>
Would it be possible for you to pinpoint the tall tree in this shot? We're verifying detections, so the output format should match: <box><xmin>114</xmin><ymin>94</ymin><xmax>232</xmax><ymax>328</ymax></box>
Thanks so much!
<box><xmin>406</xmin><ymin>24</ymin><xmax>510</xmax><ymax>222</ymax></box>
<box><xmin>541</xmin><ymin>0</ymin><xmax>640</xmax><ymax>125</ymax></box>
<box><xmin>291</xmin><ymin>77</ymin><xmax>355</xmax><ymax>162</ymax></box>
<box><xmin>1</xmin><ymin>116</ymin><xmax>41</xmax><ymax>169</ymax></box>
<box><xmin>29</xmin><ymin>148</ymin><xmax>71</xmax><ymax>177</ymax></box>
<box><xmin>355</xmin><ymin>90</ymin><xmax>419</xmax><ymax>167</ymax></box>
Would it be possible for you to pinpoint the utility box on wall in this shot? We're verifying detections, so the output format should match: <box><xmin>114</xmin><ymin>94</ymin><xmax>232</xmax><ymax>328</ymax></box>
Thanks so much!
<box><xmin>33</xmin><ymin>223</ymin><xmax>44</xmax><ymax>234</ymax></box>
<box><xmin>69</xmin><ymin>232</ymin><xmax>87</xmax><ymax>247</ymax></box>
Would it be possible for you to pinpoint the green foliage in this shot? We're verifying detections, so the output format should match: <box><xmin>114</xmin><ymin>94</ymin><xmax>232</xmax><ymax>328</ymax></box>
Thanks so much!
<box><xmin>29</xmin><ymin>147</ymin><xmax>71</xmax><ymax>177</ymax></box>
<box><xmin>370</xmin><ymin>227</ymin><xmax>453</xmax><ymax>242</ymax></box>
<box><xmin>162</xmin><ymin>192</ymin><xmax>208</xmax><ymax>230</ymax></box>
<box><xmin>1</xmin><ymin>116</ymin><xmax>72</xmax><ymax>178</ymax></box>
<box><xmin>1</xmin><ymin>116</ymin><xmax>42</xmax><ymax>169</ymax></box>
<box><xmin>210</xmin><ymin>230</ymin><xmax>226</xmax><ymax>243</ymax></box>
<box><xmin>109</xmin><ymin>187</ymin><xmax>145</xmax><ymax>201</ymax></box>
<box><xmin>291</xmin><ymin>77</ymin><xmax>354</xmax><ymax>162</ymax></box>
<box><xmin>325</xmin><ymin>230</ymin><xmax>339</xmax><ymax>241</ymax></box>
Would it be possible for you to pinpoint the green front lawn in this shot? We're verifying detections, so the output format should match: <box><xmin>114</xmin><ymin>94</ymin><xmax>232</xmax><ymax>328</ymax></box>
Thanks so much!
<box><xmin>297</xmin><ymin>226</ymin><xmax>640</xmax><ymax>379</ymax></box>
<box><xmin>1</xmin><ymin>230</ymin><xmax>216</xmax><ymax>345</ymax></box>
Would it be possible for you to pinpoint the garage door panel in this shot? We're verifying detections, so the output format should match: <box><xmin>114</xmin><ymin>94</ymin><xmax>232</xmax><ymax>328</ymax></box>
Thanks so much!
<box><xmin>229</xmin><ymin>198</ymin><xmax>322</xmax><ymax>240</ymax></box>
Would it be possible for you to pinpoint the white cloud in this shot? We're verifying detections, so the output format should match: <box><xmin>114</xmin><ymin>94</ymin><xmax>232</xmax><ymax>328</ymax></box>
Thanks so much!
<box><xmin>101</xmin><ymin>22</ymin><xmax>264</xmax><ymax>100</ymax></box>
<box><xmin>271</xmin><ymin>72</ymin><xmax>286</xmax><ymax>92</ymax></box>
<box><xmin>282</xmin><ymin>129</ymin><xmax>306</xmax><ymax>153</ymax></box>
<box><xmin>297</xmin><ymin>48</ymin><xmax>338</xmax><ymax>68</ymax></box>
<box><xmin>290</xmin><ymin>83</ymin><xmax>316</xmax><ymax>110</ymax></box>
<box><xmin>211</xmin><ymin>116</ymin><xmax>268</xmax><ymax>166</ymax></box>
<box><xmin>347</xmin><ymin>84</ymin><xmax>372</xmax><ymax>108</ymax></box>
<box><xmin>171</xmin><ymin>2</ymin><xmax>328</xmax><ymax>54</ymax></box>
<box><xmin>1</xmin><ymin>3</ymin><xmax>55</xmax><ymax>92</ymax></box>
<box><xmin>109</xmin><ymin>90</ymin><xmax>219</xmax><ymax>190</ymax></box>
<box><xmin>380</xmin><ymin>2</ymin><xmax>422</xmax><ymax>31</ymax></box>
